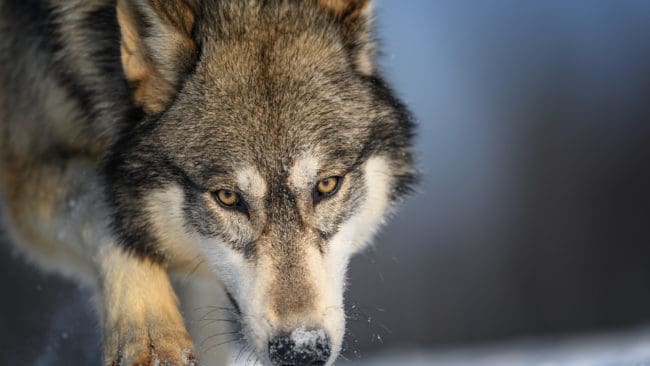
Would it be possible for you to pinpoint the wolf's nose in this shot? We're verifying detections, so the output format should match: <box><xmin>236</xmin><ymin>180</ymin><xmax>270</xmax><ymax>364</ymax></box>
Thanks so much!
<box><xmin>268</xmin><ymin>327</ymin><xmax>332</xmax><ymax>366</ymax></box>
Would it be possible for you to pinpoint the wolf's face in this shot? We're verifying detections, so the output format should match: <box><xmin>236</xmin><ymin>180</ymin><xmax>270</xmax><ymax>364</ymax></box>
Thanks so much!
<box><xmin>106</xmin><ymin>1</ymin><xmax>414</xmax><ymax>365</ymax></box>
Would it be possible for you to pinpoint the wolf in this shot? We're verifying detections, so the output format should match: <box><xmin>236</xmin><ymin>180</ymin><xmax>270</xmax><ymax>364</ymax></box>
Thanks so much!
<box><xmin>0</xmin><ymin>0</ymin><xmax>415</xmax><ymax>365</ymax></box>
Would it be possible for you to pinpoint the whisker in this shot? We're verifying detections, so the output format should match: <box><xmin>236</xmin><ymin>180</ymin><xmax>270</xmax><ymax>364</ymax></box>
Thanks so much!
<box><xmin>194</xmin><ymin>306</ymin><xmax>238</xmax><ymax>321</ymax></box>
<box><xmin>202</xmin><ymin>337</ymin><xmax>244</xmax><ymax>354</ymax></box>
<box><xmin>200</xmin><ymin>331</ymin><xmax>242</xmax><ymax>348</ymax></box>
<box><xmin>202</xmin><ymin>317</ymin><xmax>239</xmax><ymax>323</ymax></box>
<box><xmin>183</xmin><ymin>255</ymin><xmax>206</xmax><ymax>282</ymax></box>
<box><xmin>376</xmin><ymin>321</ymin><xmax>392</xmax><ymax>335</ymax></box>
<box><xmin>235</xmin><ymin>343</ymin><xmax>248</xmax><ymax>364</ymax></box>
<box><xmin>245</xmin><ymin>348</ymin><xmax>257</xmax><ymax>366</ymax></box>
<box><xmin>200</xmin><ymin>317</ymin><xmax>239</xmax><ymax>329</ymax></box>
<box><xmin>193</xmin><ymin>305</ymin><xmax>238</xmax><ymax>313</ymax></box>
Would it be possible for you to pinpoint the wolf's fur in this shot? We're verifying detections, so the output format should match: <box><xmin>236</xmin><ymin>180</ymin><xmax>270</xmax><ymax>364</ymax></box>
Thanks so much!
<box><xmin>0</xmin><ymin>0</ymin><xmax>415</xmax><ymax>365</ymax></box>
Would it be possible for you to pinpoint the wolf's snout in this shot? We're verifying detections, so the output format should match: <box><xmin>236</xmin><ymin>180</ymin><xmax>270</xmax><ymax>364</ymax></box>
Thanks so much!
<box><xmin>268</xmin><ymin>327</ymin><xmax>332</xmax><ymax>366</ymax></box>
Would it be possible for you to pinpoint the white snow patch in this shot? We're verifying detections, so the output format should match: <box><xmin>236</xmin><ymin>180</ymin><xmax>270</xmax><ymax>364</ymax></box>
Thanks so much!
<box><xmin>290</xmin><ymin>326</ymin><xmax>326</xmax><ymax>352</ymax></box>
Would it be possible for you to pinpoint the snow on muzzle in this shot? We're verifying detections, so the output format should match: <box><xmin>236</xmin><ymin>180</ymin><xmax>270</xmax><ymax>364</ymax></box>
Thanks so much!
<box><xmin>268</xmin><ymin>326</ymin><xmax>332</xmax><ymax>366</ymax></box>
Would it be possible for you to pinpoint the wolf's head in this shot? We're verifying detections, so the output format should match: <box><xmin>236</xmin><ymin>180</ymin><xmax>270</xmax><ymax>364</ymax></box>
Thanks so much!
<box><xmin>106</xmin><ymin>0</ymin><xmax>415</xmax><ymax>364</ymax></box>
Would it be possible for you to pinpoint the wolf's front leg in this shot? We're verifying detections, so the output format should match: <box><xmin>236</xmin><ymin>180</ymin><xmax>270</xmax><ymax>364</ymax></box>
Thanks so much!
<box><xmin>99</xmin><ymin>246</ymin><xmax>197</xmax><ymax>366</ymax></box>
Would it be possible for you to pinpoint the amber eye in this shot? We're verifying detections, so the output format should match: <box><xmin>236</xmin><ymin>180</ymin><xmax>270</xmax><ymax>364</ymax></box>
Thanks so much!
<box><xmin>317</xmin><ymin>177</ymin><xmax>339</xmax><ymax>194</ymax></box>
<box><xmin>215</xmin><ymin>189</ymin><xmax>239</xmax><ymax>207</ymax></box>
<box><xmin>314</xmin><ymin>176</ymin><xmax>341</xmax><ymax>203</ymax></box>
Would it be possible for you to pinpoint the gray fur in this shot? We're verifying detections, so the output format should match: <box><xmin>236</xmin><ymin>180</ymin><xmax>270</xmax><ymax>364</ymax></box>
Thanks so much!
<box><xmin>0</xmin><ymin>1</ymin><xmax>415</xmax><ymax>365</ymax></box>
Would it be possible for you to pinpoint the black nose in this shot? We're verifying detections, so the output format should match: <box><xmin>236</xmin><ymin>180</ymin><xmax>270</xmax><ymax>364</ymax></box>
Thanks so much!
<box><xmin>268</xmin><ymin>328</ymin><xmax>332</xmax><ymax>366</ymax></box>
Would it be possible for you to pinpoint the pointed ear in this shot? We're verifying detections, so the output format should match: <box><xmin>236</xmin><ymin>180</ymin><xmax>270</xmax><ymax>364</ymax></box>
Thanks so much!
<box><xmin>117</xmin><ymin>0</ymin><xmax>198</xmax><ymax>114</ymax></box>
<box><xmin>316</xmin><ymin>0</ymin><xmax>375</xmax><ymax>75</ymax></box>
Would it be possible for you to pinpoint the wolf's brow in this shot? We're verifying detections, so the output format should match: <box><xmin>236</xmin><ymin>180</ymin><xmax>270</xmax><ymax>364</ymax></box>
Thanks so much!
<box><xmin>160</xmin><ymin>157</ymin><xmax>231</xmax><ymax>191</ymax></box>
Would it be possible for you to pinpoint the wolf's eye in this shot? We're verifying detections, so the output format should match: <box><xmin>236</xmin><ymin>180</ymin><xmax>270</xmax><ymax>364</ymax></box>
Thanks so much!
<box><xmin>314</xmin><ymin>176</ymin><xmax>341</xmax><ymax>203</ymax></box>
<box><xmin>215</xmin><ymin>189</ymin><xmax>239</xmax><ymax>207</ymax></box>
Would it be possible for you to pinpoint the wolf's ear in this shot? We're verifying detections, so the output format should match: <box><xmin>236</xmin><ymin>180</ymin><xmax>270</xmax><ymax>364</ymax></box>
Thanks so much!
<box><xmin>117</xmin><ymin>0</ymin><xmax>198</xmax><ymax>114</ymax></box>
<box><xmin>316</xmin><ymin>0</ymin><xmax>375</xmax><ymax>75</ymax></box>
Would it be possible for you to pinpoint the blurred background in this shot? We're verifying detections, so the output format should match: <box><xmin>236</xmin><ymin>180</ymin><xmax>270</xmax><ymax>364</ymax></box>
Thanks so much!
<box><xmin>2</xmin><ymin>0</ymin><xmax>650</xmax><ymax>364</ymax></box>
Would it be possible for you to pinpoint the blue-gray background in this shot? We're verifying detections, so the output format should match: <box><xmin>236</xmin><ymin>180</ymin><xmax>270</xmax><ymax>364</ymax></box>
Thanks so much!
<box><xmin>2</xmin><ymin>0</ymin><xmax>650</xmax><ymax>364</ymax></box>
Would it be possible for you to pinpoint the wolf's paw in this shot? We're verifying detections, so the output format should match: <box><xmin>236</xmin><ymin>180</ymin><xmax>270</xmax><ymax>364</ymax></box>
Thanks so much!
<box><xmin>106</xmin><ymin>326</ymin><xmax>198</xmax><ymax>366</ymax></box>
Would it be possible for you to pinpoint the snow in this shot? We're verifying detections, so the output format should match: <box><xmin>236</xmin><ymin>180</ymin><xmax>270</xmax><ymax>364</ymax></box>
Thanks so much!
<box><xmin>290</xmin><ymin>326</ymin><xmax>327</xmax><ymax>352</ymax></box>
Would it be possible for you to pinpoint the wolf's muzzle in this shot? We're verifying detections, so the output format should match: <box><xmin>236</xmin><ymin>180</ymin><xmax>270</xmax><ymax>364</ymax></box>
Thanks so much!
<box><xmin>268</xmin><ymin>327</ymin><xmax>332</xmax><ymax>366</ymax></box>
